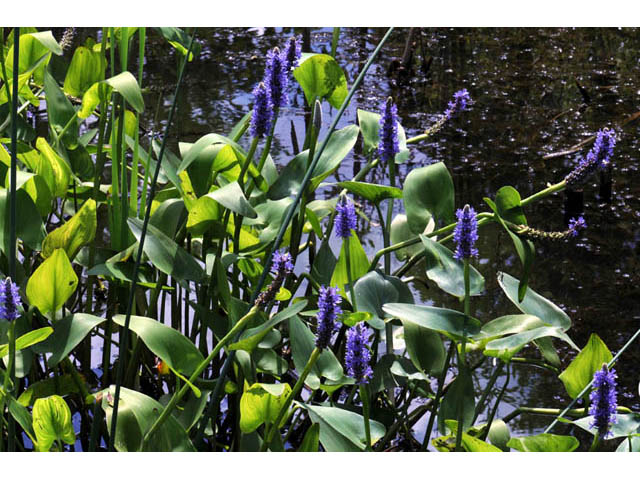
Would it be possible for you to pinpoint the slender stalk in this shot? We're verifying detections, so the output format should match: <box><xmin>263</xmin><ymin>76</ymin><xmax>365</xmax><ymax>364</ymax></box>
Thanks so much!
<box><xmin>344</xmin><ymin>236</ymin><xmax>358</xmax><ymax>312</ymax></box>
<box><xmin>360</xmin><ymin>383</ymin><xmax>372</xmax><ymax>451</ymax></box>
<box><xmin>454</xmin><ymin>259</ymin><xmax>471</xmax><ymax>452</ymax></box>
<box><xmin>260</xmin><ymin>347</ymin><xmax>322</xmax><ymax>451</ymax></box>
<box><xmin>421</xmin><ymin>342</ymin><xmax>455</xmax><ymax>451</ymax></box>
<box><xmin>108</xmin><ymin>29</ymin><xmax>197</xmax><ymax>451</ymax></box>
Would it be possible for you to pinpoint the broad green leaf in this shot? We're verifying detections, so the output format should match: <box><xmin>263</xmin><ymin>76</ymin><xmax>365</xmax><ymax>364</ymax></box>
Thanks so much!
<box><xmin>0</xmin><ymin>189</ymin><xmax>46</xmax><ymax>254</ymax></box>
<box><xmin>338</xmin><ymin>311</ymin><xmax>373</xmax><ymax>327</ymax></box>
<box><xmin>101</xmin><ymin>386</ymin><xmax>195</xmax><ymax>451</ymax></box>
<box><xmin>507</xmin><ymin>433</ymin><xmax>580</xmax><ymax>452</ymax></box>
<box><xmin>354</xmin><ymin>270</ymin><xmax>413</xmax><ymax>330</ymax></box>
<box><xmin>128</xmin><ymin>217</ymin><xmax>205</xmax><ymax>284</ymax></box>
<box><xmin>229</xmin><ymin>300</ymin><xmax>308</xmax><ymax>353</ymax></box>
<box><xmin>616</xmin><ymin>436</ymin><xmax>640</xmax><ymax>452</ymax></box>
<box><xmin>8</xmin><ymin>396</ymin><xmax>36</xmax><ymax>442</ymax></box>
<box><xmin>32</xmin><ymin>313</ymin><xmax>105</xmax><ymax>367</ymax></box>
<box><xmin>293</xmin><ymin>53</ymin><xmax>347</xmax><ymax>108</ymax></box>
<box><xmin>356</xmin><ymin>109</ymin><xmax>410</xmax><ymax>162</ymax></box>
<box><xmin>486</xmin><ymin>198</ymin><xmax>535</xmax><ymax>302</ymax></box>
<box><xmin>0</xmin><ymin>327</ymin><xmax>53</xmax><ymax>358</ymax></box>
<box><xmin>35</xmin><ymin>137</ymin><xmax>72</xmax><ymax>198</ymax></box>
<box><xmin>298</xmin><ymin>423</ymin><xmax>320</xmax><ymax>452</ymax></box>
<box><xmin>497</xmin><ymin>272</ymin><xmax>571</xmax><ymax>330</ymax></box>
<box><xmin>44</xmin><ymin>70</ymin><xmax>78</xmax><ymax>147</ymax></box>
<box><xmin>383</xmin><ymin>303</ymin><xmax>481</xmax><ymax>342</ymax></box>
<box><xmin>18</xmin><ymin>374</ymin><xmax>80</xmax><ymax>407</ymax></box>
<box><xmin>112</xmin><ymin>315</ymin><xmax>204</xmax><ymax>376</ymax></box>
<box><xmin>78</xmin><ymin>72</ymin><xmax>144</xmax><ymax>118</ymax></box>
<box><xmin>32</xmin><ymin>395</ymin><xmax>75</xmax><ymax>451</ymax></box>
<box><xmin>310</xmin><ymin>240</ymin><xmax>337</xmax><ymax>286</ymax></box>
<box><xmin>473</xmin><ymin>314</ymin><xmax>545</xmax><ymax>341</ymax></box>
<box><xmin>438</xmin><ymin>370</ymin><xmax>475</xmax><ymax>435</ymax></box>
<box><xmin>371</xmin><ymin>354</ymin><xmax>430</xmax><ymax>394</ymax></box>
<box><xmin>331</xmin><ymin>234</ymin><xmax>370</xmax><ymax>302</ymax></box>
<box><xmin>559</xmin><ymin>334</ymin><xmax>612</xmax><ymax>399</ymax></box>
<box><xmin>337</xmin><ymin>180</ymin><xmax>402</xmax><ymax>204</ymax></box>
<box><xmin>8</xmin><ymin>170</ymin><xmax>53</xmax><ymax>216</ymax></box>
<box><xmin>155</xmin><ymin>27</ymin><xmax>201</xmax><ymax>60</ymax></box>
<box><xmin>63</xmin><ymin>44</ymin><xmax>106</xmax><ymax>97</ymax></box>
<box><xmin>573</xmin><ymin>414</ymin><xmax>640</xmax><ymax>439</ymax></box>
<box><xmin>420</xmin><ymin>234</ymin><xmax>485</xmax><ymax>297</ymax></box>
<box><xmin>302</xmin><ymin>404</ymin><xmax>386</xmax><ymax>452</ymax></box>
<box><xmin>239</xmin><ymin>382</ymin><xmax>292</xmax><ymax>433</ymax></box>
<box><xmin>495</xmin><ymin>186</ymin><xmax>528</xmax><ymax>225</ymax></box>
<box><xmin>251</xmin><ymin>197</ymin><xmax>294</xmax><ymax>245</ymax></box>
<box><xmin>404</xmin><ymin>320</ymin><xmax>446</xmax><ymax>376</ymax></box>
<box><xmin>42</xmin><ymin>199</ymin><xmax>96</xmax><ymax>259</ymax></box>
<box><xmin>390</xmin><ymin>214</ymin><xmax>427</xmax><ymax>261</ymax></box>
<box><xmin>268</xmin><ymin>125</ymin><xmax>359</xmax><ymax>200</ymax></box>
<box><xmin>186</xmin><ymin>194</ymin><xmax>222</xmax><ymax>236</ymax></box>
<box><xmin>26</xmin><ymin>248</ymin><xmax>78</xmax><ymax>315</ymax></box>
<box><xmin>403</xmin><ymin>162</ymin><xmax>454</xmax><ymax>233</ymax></box>
<box><xmin>484</xmin><ymin>326</ymin><xmax>578</xmax><ymax>362</ymax></box>
<box><xmin>462</xmin><ymin>433</ymin><xmax>502</xmax><ymax>452</ymax></box>
<box><xmin>207</xmin><ymin>181</ymin><xmax>257</xmax><ymax>219</ymax></box>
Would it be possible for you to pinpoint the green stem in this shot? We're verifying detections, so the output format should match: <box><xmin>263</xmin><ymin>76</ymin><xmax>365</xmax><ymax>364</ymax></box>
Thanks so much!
<box><xmin>344</xmin><ymin>236</ymin><xmax>357</xmax><ymax>312</ymax></box>
<box><xmin>360</xmin><ymin>383</ymin><xmax>372</xmax><ymax>451</ymax></box>
<box><xmin>260</xmin><ymin>347</ymin><xmax>322</xmax><ymax>451</ymax></box>
<box><xmin>454</xmin><ymin>259</ymin><xmax>471</xmax><ymax>452</ymax></box>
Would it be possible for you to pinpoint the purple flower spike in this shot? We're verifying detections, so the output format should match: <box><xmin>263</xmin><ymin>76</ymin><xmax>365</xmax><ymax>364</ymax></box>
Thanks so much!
<box><xmin>444</xmin><ymin>88</ymin><xmax>471</xmax><ymax>119</ymax></box>
<box><xmin>255</xmin><ymin>250</ymin><xmax>294</xmax><ymax>308</ymax></box>
<box><xmin>568</xmin><ymin>216</ymin><xmax>587</xmax><ymax>238</ymax></box>
<box><xmin>345</xmin><ymin>323</ymin><xmax>373</xmax><ymax>384</ymax></box>
<box><xmin>589</xmin><ymin>364</ymin><xmax>618</xmax><ymax>439</ymax></box>
<box><xmin>315</xmin><ymin>285</ymin><xmax>342</xmax><ymax>350</ymax></box>
<box><xmin>335</xmin><ymin>197</ymin><xmax>357</xmax><ymax>239</ymax></box>
<box><xmin>282</xmin><ymin>35</ymin><xmax>302</xmax><ymax>72</ymax></box>
<box><xmin>0</xmin><ymin>277</ymin><xmax>21</xmax><ymax>321</ymax></box>
<box><xmin>565</xmin><ymin>129</ymin><xmax>616</xmax><ymax>187</ymax></box>
<box><xmin>453</xmin><ymin>204</ymin><xmax>479</xmax><ymax>261</ymax></box>
<box><xmin>250</xmin><ymin>82</ymin><xmax>274</xmax><ymax>138</ymax></box>
<box><xmin>378</xmin><ymin>97</ymin><xmax>400</xmax><ymax>163</ymax></box>
<box><xmin>264</xmin><ymin>47</ymin><xmax>288</xmax><ymax>108</ymax></box>
<box><xmin>271</xmin><ymin>250</ymin><xmax>294</xmax><ymax>276</ymax></box>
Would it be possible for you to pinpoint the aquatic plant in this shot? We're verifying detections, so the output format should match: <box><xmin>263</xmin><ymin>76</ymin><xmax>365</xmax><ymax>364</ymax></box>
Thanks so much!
<box><xmin>345</xmin><ymin>323</ymin><xmax>373</xmax><ymax>384</ymax></box>
<box><xmin>453</xmin><ymin>204</ymin><xmax>479</xmax><ymax>260</ymax></box>
<box><xmin>565</xmin><ymin>128</ymin><xmax>616</xmax><ymax>187</ymax></box>
<box><xmin>315</xmin><ymin>286</ymin><xmax>341</xmax><ymax>350</ymax></box>
<box><xmin>264</xmin><ymin>46</ymin><xmax>288</xmax><ymax>108</ymax></box>
<box><xmin>0</xmin><ymin>278</ymin><xmax>21</xmax><ymax>321</ymax></box>
<box><xmin>378</xmin><ymin>97</ymin><xmax>399</xmax><ymax>163</ymax></box>
<box><xmin>335</xmin><ymin>196</ymin><xmax>358</xmax><ymax>238</ymax></box>
<box><xmin>589</xmin><ymin>365</ymin><xmax>618</xmax><ymax>439</ymax></box>
<box><xmin>250</xmin><ymin>81</ymin><xmax>273</xmax><ymax>137</ymax></box>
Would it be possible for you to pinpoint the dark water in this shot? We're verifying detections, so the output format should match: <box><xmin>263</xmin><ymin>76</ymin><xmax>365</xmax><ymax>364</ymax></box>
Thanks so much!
<box><xmin>84</xmin><ymin>27</ymin><xmax>640</xmax><ymax>442</ymax></box>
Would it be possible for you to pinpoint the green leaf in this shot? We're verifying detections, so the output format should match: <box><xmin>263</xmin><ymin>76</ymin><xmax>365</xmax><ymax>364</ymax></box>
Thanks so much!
<box><xmin>302</xmin><ymin>404</ymin><xmax>386</xmax><ymax>452</ymax></box>
<box><xmin>404</xmin><ymin>320</ymin><xmax>446</xmax><ymax>376</ymax></box>
<box><xmin>356</xmin><ymin>109</ymin><xmax>410</xmax><ymax>162</ymax></box>
<box><xmin>239</xmin><ymin>382</ymin><xmax>292</xmax><ymax>433</ymax></box>
<box><xmin>337</xmin><ymin>181</ymin><xmax>402</xmax><ymax>204</ymax></box>
<box><xmin>293</xmin><ymin>53</ymin><xmax>348</xmax><ymax>108</ymax></box>
<box><xmin>383</xmin><ymin>303</ymin><xmax>481</xmax><ymax>342</ymax></box>
<box><xmin>354</xmin><ymin>270</ymin><xmax>413</xmax><ymax>330</ymax></box>
<box><xmin>507</xmin><ymin>433</ymin><xmax>580</xmax><ymax>452</ymax></box>
<box><xmin>17</xmin><ymin>374</ymin><xmax>80</xmax><ymax>407</ymax></box>
<box><xmin>128</xmin><ymin>217</ymin><xmax>205</xmax><ymax>284</ymax></box>
<box><xmin>229</xmin><ymin>300</ymin><xmax>308</xmax><ymax>353</ymax></box>
<box><xmin>268</xmin><ymin>125</ymin><xmax>359</xmax><ymax>200</ymax></box>
<box><xmin>497</xmin><ymin>272</ymin><xmax>571</xmax><ymax>330</ymax></box>
<box><xmin>403</xmin><ymin>162</ymin><xmax>454</xmax><ymax>233</ymax></box>
<box><xmin>338</xmin><ymin>311</ymin><xmax>373</xmax><ymax>327</ymax></box>
<box><xmin>112</xmin><ymin>315</ymin><xmax>204</xmax><ymax>377</ymax></box>
<box><xmin>101</xmin><ymin>386</ymin><xmax>195</xmax><ymax>451</ymax></box>
<box><xmin>32</xmin><ymin>395</ymin><xmax>75</xmax><ymax>451</ymax></box>
<box><xmin>390</xmin><ymin>214</ymin><xmax>427</xmax><ymax>261</ymax></box>
<box><xmin>63</xmin><ymin>44</ymin><xmax>106</xmax><ymax>97</ymax></box>
<box><xmin>78</xmin><ymin>72</ymin><xmax>144</xmax><ymax>118</ymax></box>
<box><xmin>26</xmin><ymin>248</ymin><xmax>78</xmax><ymax>315</ymax></box>
<box><xmin>44</xmin><ymin>69</ymin><xmax>78</xmax><ymax>148</ymax></box>
<box><xmin>331</xmin><ymin>234</ymin><xmax>370</xmax><ymax>301</ymax></box>
<box><xmin>0</xmin><ymin>189</ymin><xmax>46</xmax><ymax>255</ymax></box>
<box><xmin>559</xmin><ymin>334</ymin><xmax>613</xmax><ymax>399</ymax></box>
<box><xmin>0</xmin><ymin>327</ymin><xmax>53</xmax><ymax>358</ymax></box>
<box><xmin>573</xmin><ymin>414</ymin><xmax>640</xmax><ymax>439</ymax></box>
<box><xmin>9</xmin><ymin>170</ymin><xmax>53</xmax><ymax>216</ymax></box>
<box><xmin>32</xmin><ymin>313</ymin><xmax>105</xmax><ymax>367</ymax></box>
<box><xmin>420</xmin><ymin>234</ymin><xmax>485</xmax><ymax>297</ymax></box>
<box><xmin>8</xmin><ymin>396</ymin><xmax>36</xmax><ymax>442</ymax></box>
<box><xmin>484</xmin><ymin>326</ymin><xmax>578</xmax><ymax>362</ymax></box>
<box><xmin>34</xmin><ymin>137</ymin><xmax>72</xmax><ymax>198</ymax></box>
<box><xmin>437</xmin><ymin>370</ymin><xmax>475</xmax><ymax>435</ymax></box>
<box><xmin>42</xmin><ymin>199</ymin><xmax>96</xmax><ymax>260</ymax></box>
<box><xmin>155</xmin><ymin>27</ymin><xmax>201</xmax><ymax>60</ymax></box>
<box><xmin>298</xmin><ymin>423</ymin><xmax>320</xmax><ymax>452</ymax></box>
<box><xmin>485</xmin><ymin>198</ymin><xmax>535</xmax><ymax>302</ymax></box>
<box><xmin>207</xmin><ymin>181</ymin><xmax>257</xmax><ymax>219</ymax></box>
<box><xmin>495</xmin><ymin>186</ymin><xmax>528</xmax><ymax>225</ymax></box>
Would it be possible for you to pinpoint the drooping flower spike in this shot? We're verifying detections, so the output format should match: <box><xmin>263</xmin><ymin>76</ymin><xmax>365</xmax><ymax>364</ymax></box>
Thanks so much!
<box><xmin>264</xmin><ymin>47</ymin><xmax>288</xmax><ymax>108</ymax></box>
<box><xmin>453</xmin><ymin>204</ymin><xmax>479</xmax><ymax>261</ymax></box>
<box><xmin>0</xmin><ymin>277</ymin><xmax>21</xmax><ymax>321</ymax></box>
<box><xmin>282</xmin><ymin>35</ymin><xmax>302</xmax><ymax>72</ymax></box>
<box><xmin>516</xmin><ymin>216</ymin><xmax>587</xmax><ymax>242</ymax></box>
<box><xmin>565</xmin><ymin>129</ymin><xmax>616</xmax><ymax>188</ymax></box>
<box><xmin>335</xmin><ymin>196</ymin><xmax>357</xmax><ymax>239</ymax></box>
<box><xmin>255</xmin><ymin>250</ymin><xmax>295</xmax><ymax>308</ymax></box>
<box><xmin>378</xmin><ymin>97</ymin><xmax>399</xmax><ymax>163</ymax></box>
<box><xmin>315</xmin><ymin>286</ymin><xmax>342</xmax><ymax>350</ymax></box>
<box><xmin>444</xmin><ymin>88</ymin><xmax>472</xmax><ymax>120</ymax></box>
<box><xmin>345</xmin><ymin>323</ymin><xmax>373</xmax><ymax>384</ymax></box>
<box><xmin>250</xmin><ymin>82</ymin><xmax>274</xmax><ymax>138</ymax></box>
<box><xmin>589</xmin><ymin>364</ymin><xmax>618</xmax><ymax>439</ymax></box>
<box><xmin>567</xmin><ymin>216</ymin><xmax>587</xmax><ymax>238</ymax></box>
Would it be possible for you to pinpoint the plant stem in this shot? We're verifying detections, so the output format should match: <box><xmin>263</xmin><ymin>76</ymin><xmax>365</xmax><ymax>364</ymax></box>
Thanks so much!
<box><xmin>454</xmin><ymin>259</ymin><xmax>471</xmax><ymax>452</ymax></box>
<box><xmin>360</xmin><ymin>383</ymin><xmax>372</xmax><ymax>451</ymax></box>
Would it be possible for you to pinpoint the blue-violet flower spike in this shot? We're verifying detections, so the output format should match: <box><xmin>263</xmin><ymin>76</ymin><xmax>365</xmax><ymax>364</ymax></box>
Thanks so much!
<box><xmin>589</xmin><ymin>364</ymin><xmax>618</xmax><ymax>439</ymax></box>
<box><xmin>0</xmin><ymin>277</ymin><xmax>21</xmax><ymax>321</ymax></box>
<box><xmin>250</xmin><ymin>82</ymin><xmax>273</xmax><ymax>138</ymax></box>
<box><xmin>444</xmin><ymin>88</ymin><xmax>471</xmax><ymax>119</ymax></box>
<box><xmin>378</xmin><ymin>97</ymin><xmax>399</xmax><ymax>163</ymax></box>
<box><xmin>568</xmin><ymin>216</ymin><xmax>587</xmax><ymax>238</ymax></box>
<box><xmin>453</xmin><ymin>204</ymin><xmax>479</xmax><ymax>260</ymax></box>
<box><xmin>271</xmin><ymin>250</ymin><xmax>294</xmax><ymax>276</ymax></box>
<box><xmin>345</xmin><ymin>323</ymin><xmax>373</xmax><ymax>384</ymax></box>
<box><xmin>315</xmin><ymin>286</ymin><xmax>342</xmax><ymax>350</ymax></box>
<box><xmin>335</xmin><ymin>197</ymin><xmax>357</xmax><ymax>239</ymax></box>
<box><xmin>264</xmin><ymin>47</ymin><xmax>288</xmax><ymax>108</ymax></box>
<box><xmin>282</xmin><ymin>36</ymin><xmax>302</xmax><ymax>72</ymax></box>
<box><xmin>565</xmin><ymin>129</ymin><xmax>616</xmax><ymax>187</ymax></box>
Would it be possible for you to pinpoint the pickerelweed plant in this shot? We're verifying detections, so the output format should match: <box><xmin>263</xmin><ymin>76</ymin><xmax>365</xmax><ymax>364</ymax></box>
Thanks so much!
<box><xmin>0</xmin><ymin>26</ymin><xmax>638</xmax><ymax>453</ymax></box>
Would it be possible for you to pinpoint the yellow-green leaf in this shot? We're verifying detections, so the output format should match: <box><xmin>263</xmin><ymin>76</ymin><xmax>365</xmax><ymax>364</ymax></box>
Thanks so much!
<box><xmin>26</xmin><ymin>249</ymin><xmax>78</xmax><ymax>315</ymax></box>
<box><xmin>42</xmin><ymin>199</ymin><xmax>96</xmax><ymax>260</ymax></box>
<box><xmin>239</xmin><ymin>382</ymin><xmax>292</xmax><ymax>433</ymax></box>
<box><xmin>32</xmin><ymin>395</ymin><xmax>75</xmax><ymax>451</ymax></box>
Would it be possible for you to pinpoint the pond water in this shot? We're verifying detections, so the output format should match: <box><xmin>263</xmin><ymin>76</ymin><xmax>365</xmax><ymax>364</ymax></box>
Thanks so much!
<box><xmin>79</xmin><ymin>27</ymin><xmax>640</xmax><ymax>445</ymax></box>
